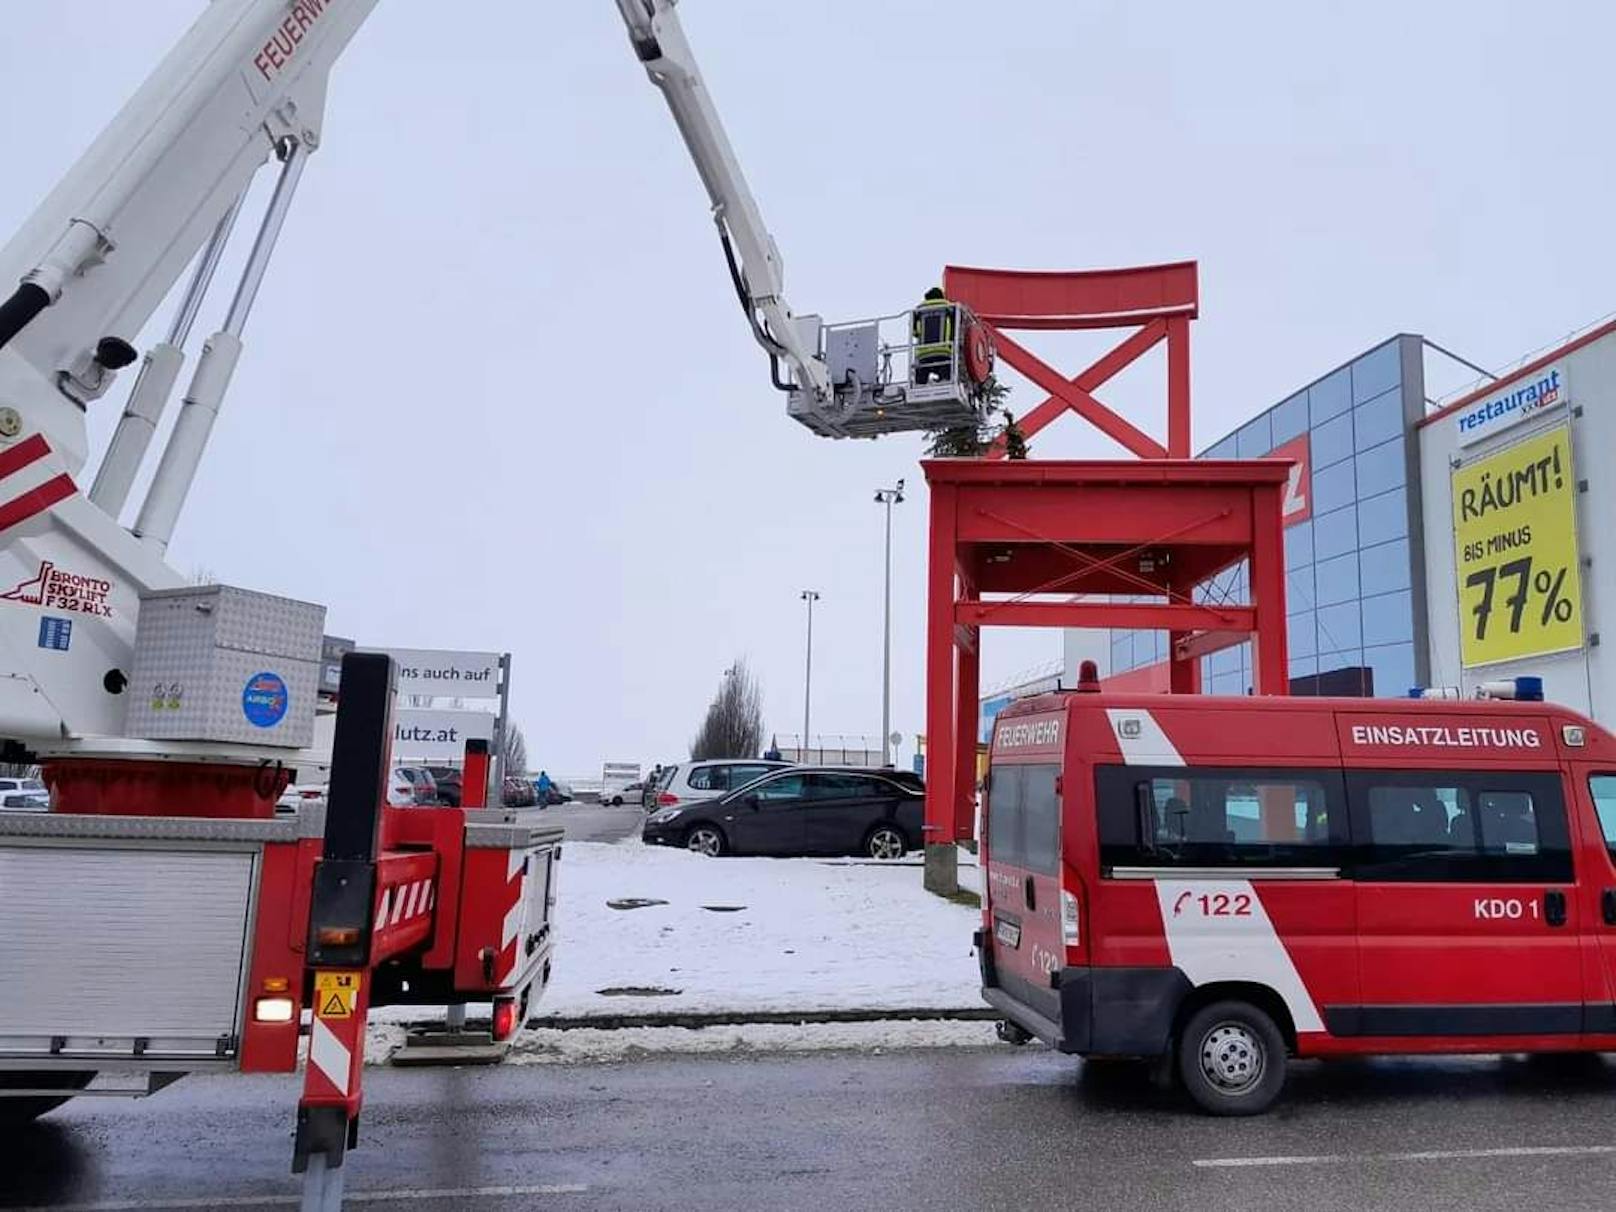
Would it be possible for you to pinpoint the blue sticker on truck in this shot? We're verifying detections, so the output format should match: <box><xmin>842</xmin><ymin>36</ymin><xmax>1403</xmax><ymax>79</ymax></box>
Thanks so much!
<box><xmin>242</xmin><ymin>671</ymin><xmax>289</xmax><ymax>727</ymax></box>
<box><xmin>37</xmin><ymin>617</ymin><xmax>71</xmax><ymax>651</ymax></box>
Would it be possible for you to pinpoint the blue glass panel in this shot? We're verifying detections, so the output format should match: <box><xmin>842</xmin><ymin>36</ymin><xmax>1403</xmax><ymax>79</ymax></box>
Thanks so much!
<box><xmin>1153</xmin><ymin>631</ymin><xmax>1168</xmax><ymax>662</ymax></box>
<box><xmin>1354</xmin><ymin>386</ymin><xmax>1404</xmax><ymax>451</ymax></box>
<box><xmin>1362</xmin><ymin>589</ymin><xmax>1414</xmax><ymax>647</ymax></box>
<box><xmin>1271</xmin><ymin>393</ymin><xmax>1308</xmax><ymax>445</ymax></box>
<box><xmin>1210</xmin><ymin>671</ymin><xmax>1245</xmax><ymax>696</ymax></box>
<box><xmin>1285</xmin><ymin>519</ymin><xmax>1314</xmax><ymax>568</ymax></box>
<box><xmin>1355</xmin><ymin>437</ymin><xmax>1406</xmax><ymax>499</ymax></box>
<box><xmin>1288</xmin><ymin>610</ymin><xmax>1317</xmax><ymax>658</ymax></box>
<box><xmin>1312</xmin><ymin>458</ymin><xmax>1356</xmax><ymax>516</ymax></box>
<box><xmin>1311</xmin><ymin>410</ymin><xmax>1354</xmax><ymax>469</ymax></box>
<box><xmin>1364</xmin><ymin>642</ymin><xmax>1417</xmax><ymax>699</ymax></box>
<box><xmin>1352</xmin><ymin>341</ymin><xmax>1401</xmax><ymax>404</ymax></box>
<box><xmin>1236</xmin><ymin>413</ymin><xmax>1273</xmax><ymax>457</ymax></box>
<box><xmin>1359</xmin><ymin>538</ymin><xmax>1412</xmax><ymax>596</ymax></box>
<box><xmin>1289</xmin><ymin>655</ymin><xmax>1318</xmax><ymax>679</ymax></box>
<box><xmin>1309</xmin><ymin>367</ymin><xmax>1352</xmax><ymax>425</ymax></box>
<box><xmin>1210</xmin><ymin>644</ymin><xmax>1242</xmax><ymax>675</ymax></box>
<box><xmin>1358</xmin><ymin>487</ymin><xmax>1408</xmax><ymax>546</ymax></box>
<box><xmin>1287</xmin><ymin>567</ymin><xmax>1315</xmax><ymax>610</ymax></box>
<box><xmin>1313</xmin><ymin>505</ymin><xmax>1358</xmax><ymax>561</ymax></box>
<box><xmin>1315</xmin><ymin>551</ymin><xmax>1360</xmax><ymax>606</ymax></box>
<box><xmin>1317</xmin><ymin>600</ymin><xmax>1363</xmax><ymax>652</ymax></box>
<box><xmin>1203</xmin><ymin>434</ymin><xmax>1237</xmax><ymax>459</ymax></box>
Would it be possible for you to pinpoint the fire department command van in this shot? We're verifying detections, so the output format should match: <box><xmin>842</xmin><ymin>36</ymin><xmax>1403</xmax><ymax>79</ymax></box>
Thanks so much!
<box><xmin>979</xmin><ymin>685</ymin><xmax>1616</xmax><ymax>1114</ymax></box>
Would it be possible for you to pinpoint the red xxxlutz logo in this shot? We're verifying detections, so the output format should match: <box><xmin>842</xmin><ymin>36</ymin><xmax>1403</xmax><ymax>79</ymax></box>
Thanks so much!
<box><xmin>1</xmin><ymin>561</ymin><xmax>114</xmax><ymax>618</ymax></box>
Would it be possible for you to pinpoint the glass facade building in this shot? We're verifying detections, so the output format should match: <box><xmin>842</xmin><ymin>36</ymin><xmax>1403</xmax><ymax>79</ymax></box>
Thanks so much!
<box><xmin>1108</xmin><ymin>335</ymin><xmax>1430</xmax><ymax>697</ymax></box>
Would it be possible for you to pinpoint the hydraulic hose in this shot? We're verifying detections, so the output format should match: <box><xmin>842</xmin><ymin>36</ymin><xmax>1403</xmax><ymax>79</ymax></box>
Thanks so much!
<box><xmin>0</xmin><ymin>283</ymin><xmax>50</xmax><ymax>352</ymax></box>
<box><xmin>716</xmin><ymin>221</ymin><xmax>794</xmax><ymax>394</ymax></box>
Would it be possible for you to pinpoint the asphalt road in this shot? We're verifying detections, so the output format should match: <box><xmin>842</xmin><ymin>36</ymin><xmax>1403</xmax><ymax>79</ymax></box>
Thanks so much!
<box><xmin>8</xmin><ymin>1047</ymin><xmax>1616</xmax><ymax>1211</ymax></box>
<box><xmin>546</xmin><ymin>801</ymin><xmax>644</xmax><ymax>844</ymax></box>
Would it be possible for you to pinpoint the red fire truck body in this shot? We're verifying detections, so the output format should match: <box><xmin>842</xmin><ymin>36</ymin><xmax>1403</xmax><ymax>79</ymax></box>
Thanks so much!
<box><xmin>979</xmin><ymin>690</ymin><xmax>1616</xmax><ymax>1113</ymax></box>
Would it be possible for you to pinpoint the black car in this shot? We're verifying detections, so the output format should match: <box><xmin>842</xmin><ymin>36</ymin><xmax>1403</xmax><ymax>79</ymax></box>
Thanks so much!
<box><xmin>425</xmin><ymin>764</ymin><xmax>462</xmax><ymax>807</ymax></box>
<box><xmin>641</xmin><ymin>767</ymin><xmax>923</xmax><ymax>859</ymax></box>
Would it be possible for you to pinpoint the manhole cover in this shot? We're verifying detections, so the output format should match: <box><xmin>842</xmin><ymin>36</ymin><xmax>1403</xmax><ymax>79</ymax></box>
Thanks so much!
<box><xmin>596</xmin><ymin>986</ymin><xmax>682</xmax><ymax>997</ymax></box>
<box><xmin>606</xmin><ymin>898</ymin><xmax>669</xmax><ymax>911</ymax></box>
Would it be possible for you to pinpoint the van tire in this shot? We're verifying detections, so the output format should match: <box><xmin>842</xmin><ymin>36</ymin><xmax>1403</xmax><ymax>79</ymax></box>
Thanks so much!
<box><xmin>1177</xmin><ymin>1000</ymin><xmax>1286</xmax><ymax>1116</ymax></box>
<box><xmin>685</xmin><ymin>824</ymin><xmax>727</xmax><ymax>857</ymax></box>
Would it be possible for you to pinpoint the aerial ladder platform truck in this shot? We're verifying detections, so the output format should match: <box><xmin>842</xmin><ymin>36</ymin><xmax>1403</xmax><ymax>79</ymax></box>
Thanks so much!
<box><xmin>0</xmin><ymin>0</ymin><xmax>993</xmax><ymax>1204</ymax></box>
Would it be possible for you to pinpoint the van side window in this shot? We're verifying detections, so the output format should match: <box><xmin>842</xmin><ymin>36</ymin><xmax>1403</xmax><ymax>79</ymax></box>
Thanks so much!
<box><xmin>987</xmin><ymin>763</ymin><xmax>1060</xmax><ymax>876</ymax></box>
<box><xmin>1348</xmin><ymin>771</ymin><xmax>1570</xmax><ymax>882</ymax></box>
<box><xmin>1590</xmin><ymin>776</ymin><xmax>1616</xmax><ymax>860</ymax></box>
<box><xmin>1095</xmin><ymin>766</ymin><xmax>1347</xmax><ymax>871</ymax></box>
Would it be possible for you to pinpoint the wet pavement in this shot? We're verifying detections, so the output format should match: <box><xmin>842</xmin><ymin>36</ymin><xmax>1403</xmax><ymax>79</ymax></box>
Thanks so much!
<box><xmin>549</xmin><ymin>801</ymin><xmax>643</xmax><ymax>845</ymax></box>
<box><xmin>7</xmin><ymin>1046</ymin><xmax>1616</xmax><ymax>1210</ymax></box>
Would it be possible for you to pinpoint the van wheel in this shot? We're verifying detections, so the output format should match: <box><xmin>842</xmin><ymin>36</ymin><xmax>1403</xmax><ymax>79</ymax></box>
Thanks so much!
<box><xmin>866</xmin><ymin>825</ymin><xmax>907</xmax><ymax>860</ymax></box>
<box><xmin>685</xmin><ymin>825</ymin><xmax>726</xmax><ymax>857</ymax></box>
<box><xmin>0</xmin><ymin>1071</ymin><xmax>94</xmax><ymax>1124</ymax></box>
<box><xmin>1178</xmin><ymin>1000</ymin><xmax>1286</xmax><ymax>1116</ymax></box>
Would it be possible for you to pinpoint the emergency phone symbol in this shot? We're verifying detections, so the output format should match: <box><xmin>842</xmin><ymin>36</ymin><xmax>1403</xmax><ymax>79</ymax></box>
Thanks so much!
<box><xmin>1173</xmin><ymin>891</ymin><xmax>1193</xmax><ymax>917</ymax></box>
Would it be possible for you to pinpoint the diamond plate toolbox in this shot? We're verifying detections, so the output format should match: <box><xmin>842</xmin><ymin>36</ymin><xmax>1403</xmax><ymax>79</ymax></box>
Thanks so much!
<box><xmin>126</xmin><ymin>585</ymin><xmax>325</xmax><ymax>747</ymax></box>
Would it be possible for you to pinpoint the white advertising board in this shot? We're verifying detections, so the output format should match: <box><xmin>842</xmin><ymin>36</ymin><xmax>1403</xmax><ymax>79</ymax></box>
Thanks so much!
<box><xmin>393</xmin><ymin>709</ymin><xmax>496</xmax><ymax>761</ymax></box>
<box><xmin>366</xmin><ymin>647</ymin><xmax>502</xmax><ymax>697</ymax></box>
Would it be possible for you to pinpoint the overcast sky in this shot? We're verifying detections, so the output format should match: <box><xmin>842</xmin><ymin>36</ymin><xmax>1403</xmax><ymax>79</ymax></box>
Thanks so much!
<box><xmin>5</xmin><ymin>2</ymin><xmax>1615</xmax><ymax>776</ymax></box>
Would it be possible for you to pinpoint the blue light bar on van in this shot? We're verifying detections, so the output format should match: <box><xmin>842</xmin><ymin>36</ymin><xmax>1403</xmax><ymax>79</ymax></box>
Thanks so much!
<box><xmin>1476</xmin><ymin>676</ymin><xmax>1544</xmax><ymax>702</ymax></box>
<box><xmin>1408</xmin><ymin>686</ymin><xmax>1462</xmax><ymax>700</ymax></box>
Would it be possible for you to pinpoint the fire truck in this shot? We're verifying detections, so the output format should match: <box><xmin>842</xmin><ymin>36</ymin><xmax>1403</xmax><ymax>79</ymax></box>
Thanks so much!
<box><xmin>0</xmin><ymin>1</ymin><xmax>1000</xmax><ymax>1203</ymax></box>
<box><xmin>979</xmin><ymin>673</ymin><xmax>1616</xmax><ymax>1114</ymax></box>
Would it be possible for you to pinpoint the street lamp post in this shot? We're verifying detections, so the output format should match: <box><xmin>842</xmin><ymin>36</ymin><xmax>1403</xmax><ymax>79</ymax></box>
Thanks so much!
<box><xmin>800</xmin><ymin>590</ymin><xmax>820</xmax><ymax>761</ymax></box>
<box><xmin>873</xmin><ymin>480</ymin><xmax>905</xmax><ymax>766</ymax></box>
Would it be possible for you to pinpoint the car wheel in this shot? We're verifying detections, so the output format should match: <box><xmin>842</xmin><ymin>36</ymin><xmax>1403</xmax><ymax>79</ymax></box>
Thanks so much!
<box><xmin>1177</xmin><ymin>1000</ymin><xmax>1287</xmax><ymax>1116</ymax></box>
<box><xmin>866</xmin><ymin>825</ymin><xmax>907</xmax><ymax>860</ymax></box>
<box><xmin>0</xmin><ymin>1071</ymin><xmax>94</xmax><ymax>1124</ymax></box>
<box><xmin>685</xmin><ymin>824</ymin><xmax>727</xmax><ymax>857</ymax></box>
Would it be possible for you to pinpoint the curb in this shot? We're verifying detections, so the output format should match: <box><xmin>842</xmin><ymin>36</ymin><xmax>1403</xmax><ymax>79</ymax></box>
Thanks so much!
<box><xmin>524</xmin><ymin>1006</ymin><xmax>997</xmax><ymax>1032</ymax></box>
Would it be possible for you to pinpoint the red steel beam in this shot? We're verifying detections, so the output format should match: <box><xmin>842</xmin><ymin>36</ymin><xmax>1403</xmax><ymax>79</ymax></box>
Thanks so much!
<box><xmin>991</xmin><ymin>318</ymin><xmax>1167</xmax><ymax>454</ymax></box>
<box><xmin>956</xmin><ymin>601</ymin><xmax>1255</xmax><ymax>632</ymax></box>
<box><xmin>991</xmin><ymin>329</ymin><xmax>1167</xmax><ymax>459</ymax></box>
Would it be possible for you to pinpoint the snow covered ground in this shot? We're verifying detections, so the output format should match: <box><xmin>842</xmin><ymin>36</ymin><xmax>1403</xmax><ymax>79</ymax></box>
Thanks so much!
<box><xmin>537</xmin><ymin>840</ymin><xmax>982</xmax><ymax>1018</ymax></box>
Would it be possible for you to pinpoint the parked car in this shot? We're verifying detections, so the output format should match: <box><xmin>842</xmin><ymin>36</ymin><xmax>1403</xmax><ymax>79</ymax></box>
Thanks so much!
<box><xmin>0</xmin><ymin>776</ymin><xmax>45</xmax><ymax>796</ymax></box>
<box><xmin>642</xmin><ymin>767</ymin><xmax>922</xmax><ymax>858</ymax></box>
<box><xmin>275</xmin><ymin>782</ymin><xmax>328</xmax><ymax>813</ymax></box>
<box><xmin>503</xmin><ymin>776</ymin><xmax>537</xmax><ymax>808</ymax></box>
<box><xmin>425</xmin><ymin>764</ymin><xmax>463</xmax><ymax>807</ymax></box>
<box><xmin>395</xmin><ymin>766</ymin><xmax>439</xmax><ymax>807</ymax></box>
<box><xmin>603</xmin><ymin>780</ymin><xmax>645</xmax><ymax>807</ymax></box>
<box><xmin>386</xmin><ymin>769</ymin><xmax>416</xmax><ymax>807</ymax></box>
<box><xmin>648</xmin><ymin>759</ymin><xmax>793</xmax><ymax>813</ymax></box>
<box><xmin>0</xmin><ymin>791</ymin><xmax>48</xmax><ymax>811</ymax></box>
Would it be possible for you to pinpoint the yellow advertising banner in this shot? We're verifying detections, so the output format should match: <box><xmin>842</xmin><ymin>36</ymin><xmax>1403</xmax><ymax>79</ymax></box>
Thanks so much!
<box><xmin>1452</xmin><ymin>426</ymin><xmax>1584</xmax><ymax>668</ymax></box>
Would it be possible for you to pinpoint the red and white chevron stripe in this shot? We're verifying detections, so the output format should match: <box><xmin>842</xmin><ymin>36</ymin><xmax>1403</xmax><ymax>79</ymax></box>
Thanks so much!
<box><xmin>373</xmin><ymin>877</ymin><xmax>435</xmax><ymax>932</ymax></box>
<box><xmin>0</xmin><ymin>435</ymin><xmax>75</xmax><ymax>535</ymax></box>
<box><xmin>307</xmin><ymin>1017</ymin><xmax>352</xmax><ymax>1096</ymax></box>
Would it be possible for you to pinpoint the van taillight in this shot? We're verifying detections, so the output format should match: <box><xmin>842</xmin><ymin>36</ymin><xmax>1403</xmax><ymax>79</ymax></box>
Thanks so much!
<box><xmin>1060</xmin><ymin>889</ymin><xmax>1080</xmax><ymax>946</ymax></box>
<box><xmin>492</xmin><ymin>998</ymin><xmax>519</xmax><ymax>1042</ymax></box>
<box><xmin>658</xmin><ymin>792</ymin><xmax>679</xmax><ymax>806</ymax></box>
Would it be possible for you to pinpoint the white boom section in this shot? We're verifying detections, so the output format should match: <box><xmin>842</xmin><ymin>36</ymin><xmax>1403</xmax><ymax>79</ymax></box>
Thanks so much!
<box><xmin>0</xmin><ymin>0</ymin><xmax>376</xmax><ymax>742</ymax></box>
<box><xmin>614</xmin><ymin>0</ymin><xmax>834</xmax><ymax>407</ymax></box>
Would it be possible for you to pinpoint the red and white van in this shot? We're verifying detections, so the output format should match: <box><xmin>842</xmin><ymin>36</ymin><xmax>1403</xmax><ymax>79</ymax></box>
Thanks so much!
<box><xmin>978</xmin><ymin>687</ymin><xmax>1616</xmax><ymax>1114</ymax></box>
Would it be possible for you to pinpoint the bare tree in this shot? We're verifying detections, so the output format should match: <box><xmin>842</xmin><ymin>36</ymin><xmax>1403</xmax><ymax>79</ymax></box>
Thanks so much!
<box><xmin>690</xmin><ymin>659</ymin><xmax>764</xmax><ymax>760</ymax></box>
<box><xmin>502</xmin><ymin>722</ymin><xmax>528</xmax><ymax>777</ymax></box>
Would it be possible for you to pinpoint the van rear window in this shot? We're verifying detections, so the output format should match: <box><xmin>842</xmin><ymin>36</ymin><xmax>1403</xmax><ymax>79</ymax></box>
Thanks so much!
<box><xmin>987</xmin><ymin>763</ymin><xmax>1060</xmax><ymax>876</ymax></box>
<box><xmin>1096</xmin><ymin>766</ymin><xmax>1348</xmax><ymax>871</ymax></box>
